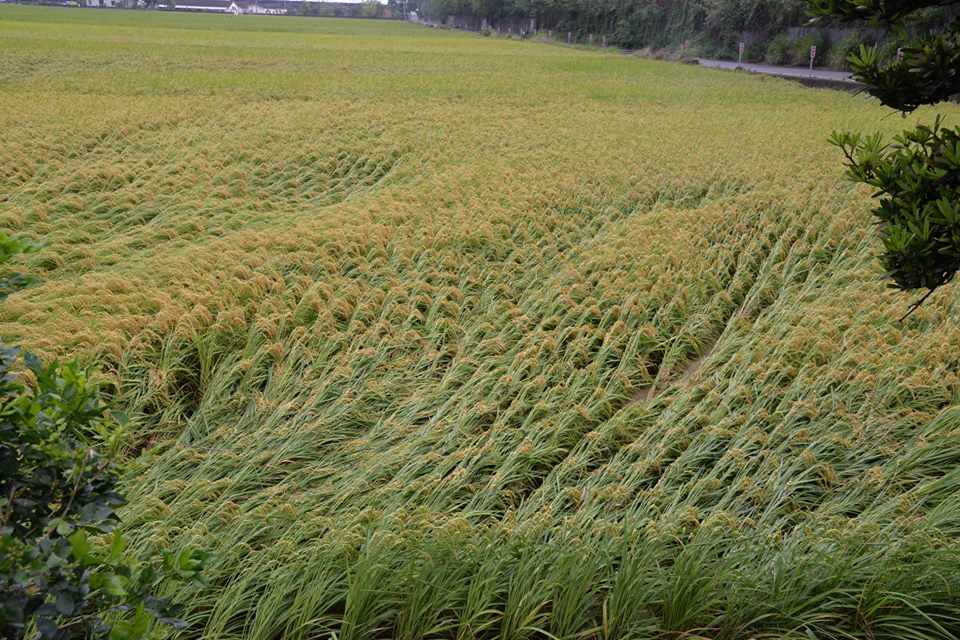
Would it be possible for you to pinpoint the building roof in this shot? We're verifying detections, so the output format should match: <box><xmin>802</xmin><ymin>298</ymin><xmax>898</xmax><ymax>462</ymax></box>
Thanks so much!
<box><xmin>234</xmin><ymin>0</ymin><xmax>289</xmax><ymax>7</ymax></box>
<box><xmin>173</xmin><ymin>0</ymin><xmax>231</xmax><ymax>7</ymax></box>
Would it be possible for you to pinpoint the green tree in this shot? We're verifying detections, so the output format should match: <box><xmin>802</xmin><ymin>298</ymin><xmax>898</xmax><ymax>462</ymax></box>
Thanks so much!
<box><xmin>0</xmin><ymin>234</ymin><xmax>207</xmax><ymax>639</ymax></box>
<box><xmin>387</xmin><ymin>0</ymin><xmax>422</xmax><ymax>18</ymax></box>
<box><xmin>807</xmin><ymin>0</ymin><xmax>960</xmax><ymax>317</ymax></box>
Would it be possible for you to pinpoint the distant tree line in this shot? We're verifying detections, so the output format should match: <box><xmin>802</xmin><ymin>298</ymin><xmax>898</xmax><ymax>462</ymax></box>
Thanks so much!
<box><xmin>405</xmin><ymin>0</ymin><xmax>957</xmax><ymax>61</ymax></box>
<box><xmin>289</xmin><ymin>0</ymin><xmax>384</xmax><ymax>17</ymax></box>
<box><xmin>414</xmin><ymin>0</ymin><xmax>806</xmax><ymax>49</ymax></box>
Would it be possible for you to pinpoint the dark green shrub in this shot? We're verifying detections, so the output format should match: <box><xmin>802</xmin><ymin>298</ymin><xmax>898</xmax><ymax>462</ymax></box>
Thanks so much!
<box><xmin>691</xmin><ymin>39</ymin><xmax>718</xmax><ymax>59</ymax></box>
<box><xmin>765</xmin><ymin>34</ymin><xmax>791</xmax><ymax>64</ymax></box>
<box><xmin>743</xmin><ymin>41</ymin><xmax>766</xmax><ymax>61</ymax></box>
<box><xmin>808</xmin><ymin>0</ymin><xmax>960</xmax><ymax>316</ymax></box>
<box><xmin>874</xmin><ymin>35</ymin><xmax>912</xmax><ymax>65</ymax></box>
<box><xmin>828</xmin><ymin>31</ymin><xmax>875</xmax><ymax>69</ymax></box>
<box><xmin>0</xmin><ymin>234</ymin><xmax>207</xmax><ymax>639</ymax></box>
<box><xmin>832</xmin><ymin>119</ymin><xmax>960</xmax><ymax>314</ymax></box>
<box><xmin>790</xmin><ymin>32</ymin><xmax>826</xmax><ymax>65</ymax></box>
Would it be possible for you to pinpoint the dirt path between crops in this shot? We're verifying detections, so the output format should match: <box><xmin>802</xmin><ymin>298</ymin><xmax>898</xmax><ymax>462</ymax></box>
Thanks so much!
<box><xmin>631</xmin><ymin>336</ymin><xmax>719</xmax><ymax>404</ymax></box>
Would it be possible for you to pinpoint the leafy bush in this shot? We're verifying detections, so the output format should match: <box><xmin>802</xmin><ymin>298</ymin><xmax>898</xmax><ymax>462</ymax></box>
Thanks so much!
<box><xmin>810</xmin><ymin>0</ymin><xmax>960</xmax><ymax>316</ymax></box>
<box><xmin>360</xmin><ymin>0</ymin><xmax>380</xmax><ymax>18</ymax></box>
<box><xmin>828</xmin><ymin>32</ymin><xmax>875</xmax><ymax>69</ymax></box>
<box><xmin>789</xmin><ymin>32</ymin><xmax>825</xmax><ymax>66</ymax></box>
<box><xmin>853</xmin><ymin>30</ymin><xmax>959</xmax><ymax>112</ymax></box>
<box><xmin>682</xmin><ymin>36</ymin><xmax>717</xmax><ymax>58</ymax></box>
<box><xmin>765</xmin><ymin>34</ymin><xmax>791</xmax><ymax>64</ymax></box>
<box><xmin>743</xmin><ymin>41</ymin><xmax>765</xmax><ymax>62</ymax></box>
<box><xmin>873</xmin><ymin>35</ymin><xmax>912</xmax><ymax>66</ymax></box>
<box><xmin>832</xmin><ymin>118</ymin><xmax>960</xmax><ymax>315</ymax></box>
<box><xmin>0</xmin><ymin>234</ymin><xmax>207</xmax><ymax>640</ymax></box>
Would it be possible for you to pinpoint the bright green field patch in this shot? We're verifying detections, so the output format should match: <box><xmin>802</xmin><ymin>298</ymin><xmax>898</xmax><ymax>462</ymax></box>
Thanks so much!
<box><xmin>2</xmin><ymin>6</ymin><xmax>960</xmax><ymax>639</ymax></box>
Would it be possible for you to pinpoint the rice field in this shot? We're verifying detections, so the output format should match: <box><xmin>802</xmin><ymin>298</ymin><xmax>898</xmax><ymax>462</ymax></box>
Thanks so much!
<box><xmin>3</xmin><ymin>5</ymin><xmax>960</xmax><ymax>638</ymax></box>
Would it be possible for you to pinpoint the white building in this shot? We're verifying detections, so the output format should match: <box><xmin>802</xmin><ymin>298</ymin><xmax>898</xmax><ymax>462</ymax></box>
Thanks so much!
<box><xmin>228</xmin><ymin>0</ymin><xmax>286</xmax><ymax>13</ymax></box>
<box><xmin>153</xmin><ymin>0</ymin><xmax>285</xmax><ymax>12</ymax></box>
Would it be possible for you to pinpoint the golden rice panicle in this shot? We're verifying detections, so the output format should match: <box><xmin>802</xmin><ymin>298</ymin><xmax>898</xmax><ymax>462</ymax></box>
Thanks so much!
<box><xmin>2</xmin><ymin>6</ymin><xmax>960</xmax><ymax>640</ymax></box>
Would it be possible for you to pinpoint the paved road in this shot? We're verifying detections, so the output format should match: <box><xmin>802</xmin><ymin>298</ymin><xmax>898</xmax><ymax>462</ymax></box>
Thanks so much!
<box><xmin>697</xmin><ymin>58</ymin><xmax>857</xmax><ymax>83</ymax></box>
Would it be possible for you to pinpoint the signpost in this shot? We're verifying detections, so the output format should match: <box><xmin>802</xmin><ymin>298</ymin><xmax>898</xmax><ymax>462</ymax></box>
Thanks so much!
<box><xmin>809</xmin><ymin>45</ymin><xmax>816</xmax><ymax>76</ymax></box>
<box><xmin>738</xmin><ymin>42</ymin><xmax>744</xmax><ymax>66</ymax></box>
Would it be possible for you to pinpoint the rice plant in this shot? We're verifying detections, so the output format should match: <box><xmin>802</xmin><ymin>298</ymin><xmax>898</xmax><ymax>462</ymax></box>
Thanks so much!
<box><xmin>2</xmin><ymin>5</ymin><xmax>960</xmax><ymax>638</ymax></box>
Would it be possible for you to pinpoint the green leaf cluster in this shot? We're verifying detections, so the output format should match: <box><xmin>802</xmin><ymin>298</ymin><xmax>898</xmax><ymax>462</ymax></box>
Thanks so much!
<box><xmin>0</xmin><ymin>235</ymin><xmax>208</xmax><ymax>640</ymax></box>
<box><xmin>808</xmin><ymin>0</ymin><xmax>959</xmax><ymax>312</ymax></box>
<box><xmin>832</xmin><ymin>120</ymin><xmax>960</xmax><ymax>293</ymax></box>
<box><xmin>846</xmin><ymin>28</ymin><xmax>960</xmax><ymax>112</ymax></box>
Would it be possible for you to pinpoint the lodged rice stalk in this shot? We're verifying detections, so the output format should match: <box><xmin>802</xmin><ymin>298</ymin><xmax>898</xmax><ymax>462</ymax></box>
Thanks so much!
<box><xmin>2</xmin><ymin>5</ymin><xmax>960</xmax><ymax>638</ymax></box>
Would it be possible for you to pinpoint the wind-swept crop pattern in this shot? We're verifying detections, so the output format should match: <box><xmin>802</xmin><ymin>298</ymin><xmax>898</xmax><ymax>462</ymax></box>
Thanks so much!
<box><xmin>2</xmin><ymin>6</ymin><xmax>960</xmax><ymax>639</ymax></box>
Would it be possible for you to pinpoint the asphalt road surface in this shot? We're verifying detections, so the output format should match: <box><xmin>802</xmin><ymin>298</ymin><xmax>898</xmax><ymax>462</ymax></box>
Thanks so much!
<box><xmin>697</xmin><ymin>58</ymin><xmax>857</xmax><ymax>83</ymax></box>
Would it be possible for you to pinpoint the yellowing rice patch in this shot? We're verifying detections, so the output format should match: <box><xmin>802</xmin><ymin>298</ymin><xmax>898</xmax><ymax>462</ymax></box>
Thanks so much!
<box><xmin>2</xmin><ymin>6</ymin><xmax>960</xmax><ymax>638</ymax></box>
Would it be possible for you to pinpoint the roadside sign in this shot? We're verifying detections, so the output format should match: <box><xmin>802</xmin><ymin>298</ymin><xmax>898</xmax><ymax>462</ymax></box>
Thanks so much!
<box><xmin>809</xmin><ymin>45</ymin><xmax>816</xmax><ymax>76</ymax></box>
<box><xmin>738</xmin><ymin>41</ymin><xmax>744</xmax><ymax>65</ymax></box>
<box><xmin>684</xmin><ymin>40</ymin><xmax>689</xmax><ymax>51</ymax></box>
<box><xmin>739</xmin><ymin>42</ymin><xmax>744</xmax><ymax>54</ymax></box>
